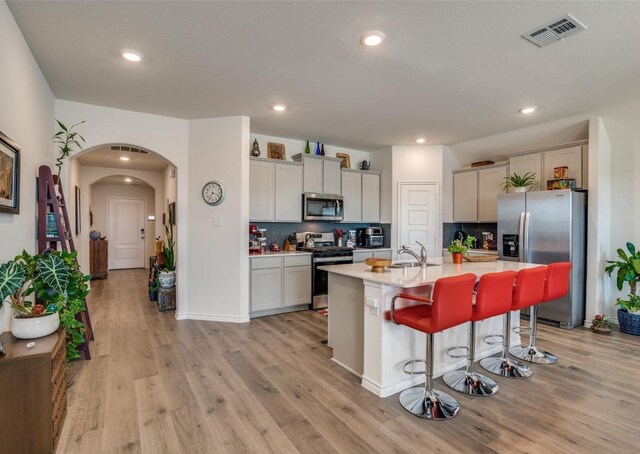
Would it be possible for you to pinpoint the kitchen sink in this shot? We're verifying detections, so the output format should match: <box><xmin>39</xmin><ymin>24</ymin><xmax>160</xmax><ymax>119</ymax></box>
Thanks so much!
<box><xmin>388</xmin><ymin>262</ymin><xmax>440</xmax><ymax>269</ymax></box>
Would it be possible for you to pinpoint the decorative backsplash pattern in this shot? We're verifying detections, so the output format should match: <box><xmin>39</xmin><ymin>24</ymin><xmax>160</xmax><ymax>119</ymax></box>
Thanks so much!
<box><xmin>443</xmin><ymin>222</ymin><xmax>497</xmax><ymax>249</ymax></box>
<box><xmin>252</xmin><ymin>222</ymin><xmax>392</xmax><ymax>248</ymax></box>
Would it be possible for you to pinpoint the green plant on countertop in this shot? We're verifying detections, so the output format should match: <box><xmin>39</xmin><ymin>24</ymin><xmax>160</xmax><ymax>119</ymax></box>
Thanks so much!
<box><xmin>499</xmin><ymin>172</ymin><xmax>538</xmax><ymax>191</ymax></box>
<box><xmin>0</xmin><ymin>249</ymin><xmax>91</xmax><ymax>360</ymax></box>
<box><xmin>605</xmin><ymin>242</ymin><xmax>640</xmax><ymax>313</ymax></box>
<box><xmin>53</xmin><ymin>119</ymin><xmax>85</xmax><ymax>180</ymax></box>
<box><xmin>447</xmin><ymin>235</ymin><xmax>476</xmax><ymax>255</ymax></box>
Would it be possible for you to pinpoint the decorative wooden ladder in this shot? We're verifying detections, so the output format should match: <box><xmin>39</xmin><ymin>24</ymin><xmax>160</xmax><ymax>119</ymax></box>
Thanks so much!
<box><xmin>37</xmin><ymin>165</ymin><xmax>93</xmax><ymax>359</ymax></box>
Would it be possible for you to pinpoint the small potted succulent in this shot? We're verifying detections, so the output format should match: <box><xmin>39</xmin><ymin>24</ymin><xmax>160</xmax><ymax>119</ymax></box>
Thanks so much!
<box><xmin>500</xmin><ymin>172</ymin><xmax>538</xmax><ymax>193</ymax></box>
<box><xmin>590</xmin><ymin>315</ymin><xmax>613</xmax><ymax>335</ymax></box>
<box><xmin>605</xmin><ymin>242</ymin><xmax>640</xmax><ymax>335</ymax></box>
<box><xmin>447</xmin><ymin>236</ymin><xmax>476</xmax><ymax>264</ymax></box>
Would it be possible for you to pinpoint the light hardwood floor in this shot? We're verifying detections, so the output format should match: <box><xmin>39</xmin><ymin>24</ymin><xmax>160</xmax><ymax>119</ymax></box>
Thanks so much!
<box><xmin>57</xmin><ymin>269</ymin><xmax>640</xmax><ymax>454</ymax></box>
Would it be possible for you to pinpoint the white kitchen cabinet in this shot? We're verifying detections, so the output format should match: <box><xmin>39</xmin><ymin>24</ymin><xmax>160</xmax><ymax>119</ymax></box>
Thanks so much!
<box><xmin>250</xmin><ymin>254</ymin><xmax>312</xmax><ymax>317</ymax></box>
<box><xmin>509</xmin><ymin>152</ymin><xmax>543</xmax><ymax>190</ymax></box>
<box><xmin>292</xmin><ymin>154</ymin><xmax>343</xmax><ymax>194</ymax></box>
<box><xmin>250</xmin><ymin>158</ymin><xmax>302</xmax><ymax>222</ymax></box>
<box><xmin>341</xmin><ymin>171</ymin><xmax>362</xmax><ymax>222</ymax></box>
<box><xmin>477</xmin><ymin>166</ymin><xmax>508</xmax><ymax>222</ymax></box>
<box><xmin>543</xmin><ymin>146</ymin><xmax>583</xmax><ymax>188</ymax></box>
<box><xmin>249</xmin><ymin>160</ymin><xmax>275</xmax><ymax>221</ymax></box>
<box><xmin>353</xmin><ymin>250</ymin><xmax>374</xmax><ymax>263</ymax></box>
<box><xmin>453</xmin><ymin>171</ymin><xmax>478</xmax><ymax>222</ymax></box>
<box><xmin>275</xmin><ymin>163</ymin><xmax>303</xmax><ymax>221</ymax></box>
<box><xmin>361</xmin><ymin>173</ymin><xmax>380</xmax><ymax>222</ymax></box>
<box><xmin>250</xmin><ymin>267</ymin><xmax>282</xmax><ymax>312</ymax></box>
<box><xmin>341</xmin><ymin>170</ymin><xmax>381</xmax><ymax>223</ymax></box>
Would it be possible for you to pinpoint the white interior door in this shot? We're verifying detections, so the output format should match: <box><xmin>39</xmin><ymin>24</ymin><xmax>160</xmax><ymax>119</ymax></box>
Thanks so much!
<box><xmin>398</xmin><ymin>183</ymin><xmax>439</xmax><ymax>259</ymax></box>
<box><xmin>108</xmin><ymin>198</ymin><xmax>146</xmax><ymax>269</ymax></box>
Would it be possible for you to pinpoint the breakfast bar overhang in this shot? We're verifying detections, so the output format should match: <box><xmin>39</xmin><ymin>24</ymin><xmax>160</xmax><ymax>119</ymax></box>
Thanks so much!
<box><xmin>319</xmin><ymin>258</ymin><xmax>542</xmax><ymax>397</ymax></box>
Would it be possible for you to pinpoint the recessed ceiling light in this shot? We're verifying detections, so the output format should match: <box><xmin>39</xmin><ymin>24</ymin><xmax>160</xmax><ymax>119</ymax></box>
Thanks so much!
<box><xmin>119</xmin><ymin>156</ymin><xmax>130</xmax><ymax>161</ymax></box>
<box><xmin>361</xmin><ymin>31</ymin><xmax>385</xmax><ymax>47</ymax></box>
<box><xmin>121</xmin><ymin>49</ymin><xmax>142</xmax><ymax>62</ymax></box>
<box><xmin>519</xmin><ymin>106</ymin><xmax>537</xmax><ymax>114</ymax></box>
<box><xmin>416</xmin><ymin>138</ymin><xmax>426</xmax><ymax>144</ymax></box>
<box><xmin>124</xmin><ymin>178</ymin><xmax>132</xmax><ymax>183</ymax></box>
<box><xmin>272</xmin><ymin>104</ymin><xmax>287</xmax><ymax>112</ymax></box>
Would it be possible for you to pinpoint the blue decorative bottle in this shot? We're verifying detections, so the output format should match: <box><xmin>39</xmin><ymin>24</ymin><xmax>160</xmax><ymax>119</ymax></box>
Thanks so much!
<box><xmin>315</xmin><ymin>141</ymin><xmax>321</xmax><ymax>155</ymax></box>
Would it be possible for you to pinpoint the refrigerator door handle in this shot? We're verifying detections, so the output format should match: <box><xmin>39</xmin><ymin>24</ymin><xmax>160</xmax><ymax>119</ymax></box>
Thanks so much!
<box><xmin>523</xmin><ymin>211</ymin><xmax>531</xmax><ymax>262</ymax></box>
<box><xmin>518</xmin><ymin>211</ymin><xmax>526</xmax><ymax>262</ymax></box>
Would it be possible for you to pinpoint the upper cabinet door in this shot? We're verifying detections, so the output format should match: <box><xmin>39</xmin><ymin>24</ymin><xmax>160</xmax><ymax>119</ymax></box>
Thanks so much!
<box><xmin>543</xmin><ymin>146</ymin><xmax>583</xmax><ymax>188</ymax></box>
<box><xmin>453</xmin><ymin>171</ymin><xmax>478</xmax><ymax>222</ymax></box>
<box><xmin>302</xmin><ymin>157</ymin><xmax>323</xmax><ymax>193</ymax></box>
<box><xmin>477</xmin><ymin>166</ymin><xmax>507</xmax><ymax>222</ymax></box>
<box><xmin>341</xmin><ymin>171</ymin><xmax>362</xmax><ymax>222</ymax></box>
<box><xmin>275</xmin><ymin>163</ymin><xmax>303</xmax><ymax>221</ymax></box>
<box><xmin>323</xmin><ymin>160</ymin><xmax>342</xmax><ymax>195</ymax></box>
<box><xmin>361</xmin><ymin>173</ymin><xmax>380</xmax><ymax>222</ymax></box>
<box><xmin>249</xmin><ymin>160</ymin><xmax>275</xmax><ymax>221</ymax></box>
<box><xmin>509</xmin><ymin>152</ymin><xmax>543</xmax><ymax>191</ymax></box>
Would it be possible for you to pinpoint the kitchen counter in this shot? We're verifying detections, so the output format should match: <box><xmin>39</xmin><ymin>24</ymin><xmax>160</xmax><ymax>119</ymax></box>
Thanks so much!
<box><xmin>319</xmin><ymin>257</ymin><xmax>541</xmax><ymax>397</ymax></box>
<box><xmin>442</xmin><ymin>248</ymin><xmax>498</xmax><ymax>256</ymax></box>
<box><xmin>249</xmin><ymin>250</ymin><xmax>312</xmax><ymax>257</ymax></box>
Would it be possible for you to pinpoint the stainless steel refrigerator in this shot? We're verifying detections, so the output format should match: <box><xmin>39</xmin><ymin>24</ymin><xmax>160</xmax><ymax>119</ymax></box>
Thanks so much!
<box><xmin>497</xmin><ymin>189</ymin><xmax>587</xmax><ymax>329</ymax></box>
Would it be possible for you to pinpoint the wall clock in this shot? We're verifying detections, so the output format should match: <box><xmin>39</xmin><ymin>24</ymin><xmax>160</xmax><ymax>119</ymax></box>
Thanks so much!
<box><xmin>202</xmin><ymin>180</ymin><xmax>226</xmax><ymax>206</ymax></box>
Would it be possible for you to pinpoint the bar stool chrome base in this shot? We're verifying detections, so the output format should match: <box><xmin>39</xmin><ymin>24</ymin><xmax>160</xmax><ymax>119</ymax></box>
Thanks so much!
<box><xmin>480</xmin><ymin>355</ymin><xmax>533</xmax><ymax>379</ymax></box>
<box><xmin>509</xmin><ymin>345</ymin><xmax>557</xmax><ymax>364</ymax></box>
<box><xmin>399</xmin><ymin>387</ymin><xmax>460</xmax><ymax>420</ymax></box>
<box><xmin>442</xmin><ymin>370</ymin><xmax>499</xmax><ymax>396</ymax></box>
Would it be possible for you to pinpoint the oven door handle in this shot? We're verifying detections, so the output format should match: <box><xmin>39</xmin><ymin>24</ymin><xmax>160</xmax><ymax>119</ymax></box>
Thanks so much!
<box><xmin>313</xmin><ymin>256</ymin><xmax>353</xmax><ymax>263</ymax></box>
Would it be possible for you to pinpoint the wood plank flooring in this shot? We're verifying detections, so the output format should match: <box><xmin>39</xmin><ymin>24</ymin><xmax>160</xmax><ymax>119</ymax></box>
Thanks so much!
<box><xmin>57</xmin><ymin>269</ymin><xmax>640</xmax><ymax>453</ymax></box>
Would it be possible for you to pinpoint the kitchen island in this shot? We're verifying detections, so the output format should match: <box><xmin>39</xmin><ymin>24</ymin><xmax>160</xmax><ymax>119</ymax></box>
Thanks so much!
<box><xmin>319</xmin><ymin>258</ymin><xmax>541</xmax><ymax>397</ymax></box>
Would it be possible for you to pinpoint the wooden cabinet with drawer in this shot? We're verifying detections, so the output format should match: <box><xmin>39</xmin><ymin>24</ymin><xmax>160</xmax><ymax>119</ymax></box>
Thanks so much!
<box><xmin>0</xmin><ymin>328</ymin><xmax>67</xmax><ymax>454</ymax></box>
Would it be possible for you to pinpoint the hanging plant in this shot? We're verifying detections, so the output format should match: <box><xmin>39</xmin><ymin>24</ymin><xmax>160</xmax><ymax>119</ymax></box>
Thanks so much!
<box><xmin>53</xmin><ymin>119</ymin><xmax>85</xmax><ymax>180</ymax></box>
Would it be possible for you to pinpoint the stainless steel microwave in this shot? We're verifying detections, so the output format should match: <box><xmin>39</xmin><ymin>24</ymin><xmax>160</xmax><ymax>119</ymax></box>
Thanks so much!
<box><xmin>303</xmin><ymin>193</ymin><xmax>344</xmax><ymax>221</ymax></box>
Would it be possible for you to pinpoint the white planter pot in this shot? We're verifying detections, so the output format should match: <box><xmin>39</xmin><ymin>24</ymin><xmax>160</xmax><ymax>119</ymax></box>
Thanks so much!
<box><xmin>11</xmin><ymin>312</ymin><xmax>60</xmax><ymax>339</ymax></box>
<box><xmin>158</xmin><ymin>271</ymin><xmax>176</xmax><ymax>288</ymax></box>
<box><xmin>1</xmin><ymin>300</ymin><xmax>12</xmax><ymax>333</ymax></box>
<box><xmin>513</xmin><ymin>187</ymin><xmax>527</xmax><ymax>193</ymax></box>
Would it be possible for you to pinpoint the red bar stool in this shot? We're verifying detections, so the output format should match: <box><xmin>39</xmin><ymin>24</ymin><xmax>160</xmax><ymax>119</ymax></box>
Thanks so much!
<box><xmin>388</xmin><ymin>273</ymin><xmax>476</xmax><ymax>420</ymax></box>
<box><xmin>510</xmin><ymin>262</ymin><xmax>572</xmax><ymax>364</ymax></box>
<box><xmin>443</xmin><ymin>271</ymin><xmax>517</xmax><ymax>396</ymax></box>
<box><xmin>480</xmin><ymin>266</ymin><xmax>547</xmax><ymax>379</ymax></box>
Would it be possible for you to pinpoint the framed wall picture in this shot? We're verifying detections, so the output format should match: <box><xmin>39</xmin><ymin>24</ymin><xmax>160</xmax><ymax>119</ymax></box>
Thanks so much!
<box><xmin>267</xmin><ymin>142</ymin><xmax>286</xmax><ymax>160</ymax></box>
<box><xmin>75</xmin><ymin>186</ymin><xmax>81</xmax><ymax>235</ymax></box>
<box><xmin>0</xmin><ymin>131</ymin><xmax>21</xmax><ymax>214</ymax></box>
<box><xmin>336</xmin><ymin>152</ymin><xmax>351</xmax><ymax>169</ymax></box>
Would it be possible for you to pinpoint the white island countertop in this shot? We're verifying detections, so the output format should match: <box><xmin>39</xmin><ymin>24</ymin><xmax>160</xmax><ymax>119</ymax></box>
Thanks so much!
<box><xmin>319</xmin><ymin>257</ymin><xmax>541</xmax><ymax>289</ymax></box>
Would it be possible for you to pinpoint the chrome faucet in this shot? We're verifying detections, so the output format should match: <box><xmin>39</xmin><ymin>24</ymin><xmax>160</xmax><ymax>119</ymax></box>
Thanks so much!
<box><xmin>397</xmin><ymin>241</ymin><xmax>428</xmax><ymax>268</ymax></box>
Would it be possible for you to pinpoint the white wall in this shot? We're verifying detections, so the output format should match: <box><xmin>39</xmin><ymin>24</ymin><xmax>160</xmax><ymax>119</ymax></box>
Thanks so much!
<box><xmin>0</xmin><ymin>2</ymin><xmax>55</xmax><ymax>332</ymax></box>
<box><xmin>187</xmin><ymin>117</ymin><xmax>250</xmax><ymax>322</ymax></box>
<box><xmin>370</xmin><ymin>147</ymin><xmax>392</xmax><ymax>223</ymax></box>
<box><xmin>252</xmin><ymin>133</ymin><xmax>371</xmax><ymax>169</ymax></box>
<box><xmin>90</xmin><ymin>182</ymin><xmax>156</xmax><ymax>264</ymax></box>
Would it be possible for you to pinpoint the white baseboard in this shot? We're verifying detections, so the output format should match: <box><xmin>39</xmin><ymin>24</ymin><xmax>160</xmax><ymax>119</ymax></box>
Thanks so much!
<box><xmin>175</xmin><ymin>312</ymin><xmax>250</xmax><ymax>323</ymax></box>
<box><xmin>331</xmin><ymin>358</ymin><xmax>362</xmax><ymax>378</ymax></box>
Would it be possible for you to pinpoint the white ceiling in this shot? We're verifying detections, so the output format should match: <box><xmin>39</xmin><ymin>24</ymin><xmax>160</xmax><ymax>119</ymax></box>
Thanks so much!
<box><xmin>76</xmin><ymin>145</ymin><xmax>169</xmax><ymax>171</ymax></box>
<box><xmin>8</xmin><ymin>1</ymin><xmax>640</xmax><ymax>150</ymax></box>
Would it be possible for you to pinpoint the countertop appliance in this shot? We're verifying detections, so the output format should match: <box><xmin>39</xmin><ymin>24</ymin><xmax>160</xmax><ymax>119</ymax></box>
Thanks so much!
<box><xmin>498</xmin><ymin>189</ymin><xmax>587</xmax><ymax>329</ymax></box>
<box><xmin>303</xmin><ymin>193</ymin><xmax>343</xmax><ymax>221</ymax></box>
<box><xmin>296</xmin><ymin>232</ymin><xmax>353</xmax><ymax>309</ymax></box>
<box><xmin>355</xmin><ymin>227</ymin><xmax>384</xmax><ymax>249</ymax></box>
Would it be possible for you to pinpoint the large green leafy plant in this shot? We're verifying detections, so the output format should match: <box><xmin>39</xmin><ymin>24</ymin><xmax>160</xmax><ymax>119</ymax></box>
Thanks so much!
<box><xmin>0</xmin><ymin>250</ymin><xmax>91</xmax><ymax>360</ymax></box>
<box><xmin>605</xmin><ymin>242</ymin><xmax>640</xmax><ymax>313</ymax></box>
<box><xmin>53</xmin><ymin>119</ymin><xmax>85</xmax><ymax>180</ymax></box>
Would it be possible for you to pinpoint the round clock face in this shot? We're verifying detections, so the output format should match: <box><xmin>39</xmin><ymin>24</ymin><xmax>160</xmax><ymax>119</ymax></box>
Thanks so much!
<box><xmin>202</xmin><ymin>180</ymin><xmax>225</xmax><ymax>206</ymax></box>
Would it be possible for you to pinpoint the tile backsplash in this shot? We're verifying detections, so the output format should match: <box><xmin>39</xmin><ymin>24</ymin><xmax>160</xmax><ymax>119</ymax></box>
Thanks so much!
<box><xmin>443</xmin><ymin>222</ymin><xmax>497</xmax><ymax>249</ymax></box>
<box><xmin>251</xmin><ymin>222</ymin><xmax>391</xmax><ymax>248</ymax></box>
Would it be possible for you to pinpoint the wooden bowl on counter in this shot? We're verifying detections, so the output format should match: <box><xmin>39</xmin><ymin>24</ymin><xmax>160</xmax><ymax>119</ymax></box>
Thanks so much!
<box><xmin>364</xmin><ymin>257</ymin><xmax>392</xmax><ymax>273</ymax></box>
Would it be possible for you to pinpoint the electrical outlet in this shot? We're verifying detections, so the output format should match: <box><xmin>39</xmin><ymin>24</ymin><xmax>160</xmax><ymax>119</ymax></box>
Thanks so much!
<box><xmin>365</xmin><ymin>296</ymin><xmax>379</xmax><ymax>316</ymax></box>
<box><xmin>212</xmin><ymin>216</ymin><xmax>223</xmax><ymax>227</ymax></box>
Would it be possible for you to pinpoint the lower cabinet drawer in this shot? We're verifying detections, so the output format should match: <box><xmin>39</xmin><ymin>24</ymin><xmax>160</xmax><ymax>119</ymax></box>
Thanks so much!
<box><xmin>283</xmin><ymin>254</ymin><xmax>311</xmax><ymax>267</ymax></box>
<box><xmin>250</xmin><ymin>256</ymin><xmax>282</xmax><ymax>270</ymax></box>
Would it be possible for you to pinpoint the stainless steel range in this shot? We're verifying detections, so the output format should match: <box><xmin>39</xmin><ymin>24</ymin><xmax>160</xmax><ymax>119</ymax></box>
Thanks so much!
<box><xmin>296</xmin><ymin>232</ymin><xmax>353</xmax><ymax>309</ymax></box>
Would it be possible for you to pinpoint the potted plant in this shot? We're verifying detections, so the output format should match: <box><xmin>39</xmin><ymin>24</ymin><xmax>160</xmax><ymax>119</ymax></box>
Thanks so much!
<box><xmin>605</xmin><ymin>242</ymin><xmax>640</xmax><ymax>336</ymax></box>
<box><xmin>447</xmin><ymin>236</ymin><xmax>476</xmax><ymax>264</ymax></box>
<box><xmin>149</xmin><ymin>279</ymin><xmax>159</xmax><ymax>302</ymax></box>
<box><xmin>500</xmin><ymin>172</ymin><xmax>538</xmax><ymax>193</ymax></box>
<box><xmin>53</xmin><ymin>119</ymin><xmax>85</xmax><ymax>180</ymax></box>
<box><xmin>590</xmin><ymin>315</ymin><xmax>613</xmax><ymax>335</ymax></box>
<box><xmin>158</xmin><ymin>221</ymin><xmax>176</xmax><ymax>288</ymax></box>
<box><xmin>0</xmin><ymin>250</ymin><xmax>90</xmax><ymax>359</ymax></box>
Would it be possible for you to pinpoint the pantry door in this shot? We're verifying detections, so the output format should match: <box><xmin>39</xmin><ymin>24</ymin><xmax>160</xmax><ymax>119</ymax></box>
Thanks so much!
<box><xmin>108</xmin><ymin>198</ymin><xmax>146</xmax><ymax>269</ymax></box>
<box><xmin>398</xmin><ymin>182</ymin><xmax>440</xmax><ymax>259</ymax></box>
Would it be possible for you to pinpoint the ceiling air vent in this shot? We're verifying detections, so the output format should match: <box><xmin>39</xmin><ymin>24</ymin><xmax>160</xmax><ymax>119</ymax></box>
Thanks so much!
<box><xmin>522</xmin><ymin>14</ymin><xmax>586</xmax><ymax>47</ymax></box>
<box><xmin>109</xmin><ymin>145</ymin><xmax>149</xmax><ymax>154</ymax></box>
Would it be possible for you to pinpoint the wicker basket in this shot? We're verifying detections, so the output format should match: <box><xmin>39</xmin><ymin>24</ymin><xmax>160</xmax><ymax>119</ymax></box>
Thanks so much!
<box><xmin>463</xmin><ymin>254</ymin><xmax>499</xmax><ymax>262</ymax></box>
